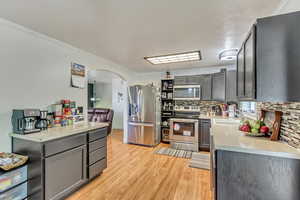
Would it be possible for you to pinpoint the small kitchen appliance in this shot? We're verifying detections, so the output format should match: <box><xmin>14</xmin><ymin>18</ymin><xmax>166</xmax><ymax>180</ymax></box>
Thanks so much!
<box><xmin>12</xmin><ymin>109</ymin><xmax>41</xmax><ymax>134</ymax></box>
<box><xmin>173</xmin><ymin>85</ymin><xmax>201</xmax><ymax>100</ymax></box>
<box><xmin>36</xmin><ymin>110</ymin><xmax>48</xmax><ymax>130</ymax></box>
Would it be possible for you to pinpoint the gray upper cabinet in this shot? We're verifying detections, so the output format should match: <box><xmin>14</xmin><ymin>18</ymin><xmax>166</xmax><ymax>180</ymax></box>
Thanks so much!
<box><xmin>199</xmin><ymin>74</ymin><xmax>212</xmax><ymax>101</ymax></box>
<box><xmin>174</xmin><ymin>75</ymin><xmax>200</xmax><ymax>85</ymax></box>
<box><xmin>226</xmin><ymin>70</ymin><xmax>237</xmax><ymax>102</ymax></box>
<box><xmin>237</xmin><ymin>45</ymin><xmax>245</xmax><ymax>98</ymax></box>
<box><xmin>237</xmin><ymin>25</ymin><xmax>256</xmax><ymax>101</ymax></box>
<box><xmin>212</xmin><ymin>70</ymin><xmax>226</xmax><ymax>102</ymax></box>
<box><xmin>257</xmin><ymin>11</ymin><xmax>300</xmax><ymax>102</ymax></box>
<box><xmin>237</xmin><ymin>11</ymin><xmax>300</xmax><ymax>102</ymax></box>
<box><xmin>174</xmin><ymin>76</ymin><xmax>186</xmax><ymax>85</ymax></box>
<box><xmin>244</xmin><ymin>26</ymin><xmax>256</xmax><ymax>99</ymax></box>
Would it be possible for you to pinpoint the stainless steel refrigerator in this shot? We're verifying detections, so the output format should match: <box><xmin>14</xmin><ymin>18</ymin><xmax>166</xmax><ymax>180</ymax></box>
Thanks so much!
<box><xmin>127</xmin><ymin>85</ymin><xmax>161</xmax><ymax>146</ymax></box>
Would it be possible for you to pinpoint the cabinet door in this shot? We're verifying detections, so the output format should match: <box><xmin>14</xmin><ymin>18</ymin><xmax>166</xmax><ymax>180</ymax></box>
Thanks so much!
<box><xmin>212</xmin><ymin>71</ymin><xmax>226</xmax><ymax>102</ymax></box>
<box><xmin>226</xmin><ymin>70</ymin><xmax>237</xmax><ymax>102</ymax></box>
<box><xmin>199</xmin><ymin>120</ymin><xmax>211</xmax><ymax>151</ymax></box>
<box><xmin>174</xmin><ymin>76</ymin><xmax>187</xmax><ymax>85</ymax></box>
<box><xmin>200</xmin><ymin>74</ymin><xmax>212</xmax><ymax>100</ymax></box>
<box><xmin>186</xmin><ymin>75</ymin><xmax>201</xmax><ymax>85</ymax></box>
<box><xmin>244</xmin><ymin>26</ymin><xmax>256</xmax><ymax>99</ymax></box>
<box><xmin>237</xmin><ymin>46</ymin><xmax>245</xmax><ymax>98</ymax></box>
<box><xmin>45</xmin><ymin>145</ymin><xmax>87</xmax><ymax>200</ymax></box>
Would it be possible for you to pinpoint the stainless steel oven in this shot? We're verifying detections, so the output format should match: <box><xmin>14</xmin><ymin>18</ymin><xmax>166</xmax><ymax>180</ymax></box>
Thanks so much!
<box><xmin>169</xmin><ymin>118</ymin><xmax>199</xmax><ymax>151</ymax></box>
<box><xmin>173</xmin><ymin>85</ymin><xmax>201</xmax><ymax>100</ymax></box>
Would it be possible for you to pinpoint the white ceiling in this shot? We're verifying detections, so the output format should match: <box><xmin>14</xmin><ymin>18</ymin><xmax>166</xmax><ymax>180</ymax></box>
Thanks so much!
<box><xmin>0</xmin><ymin>0</ymin><xmax>283</xmax><ymax>72</ymax></box>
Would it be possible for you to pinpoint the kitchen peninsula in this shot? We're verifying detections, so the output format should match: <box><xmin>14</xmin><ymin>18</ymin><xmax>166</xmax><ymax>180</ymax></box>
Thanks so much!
<box><xmin>11</xmin><ymin>122</ymin><xmax>109</xmax><ymax>200</ymax></box>
<box><xmin>210</xmin><ymin>120</ymin><xmax>300</xmax><ymax>200</ymax></box>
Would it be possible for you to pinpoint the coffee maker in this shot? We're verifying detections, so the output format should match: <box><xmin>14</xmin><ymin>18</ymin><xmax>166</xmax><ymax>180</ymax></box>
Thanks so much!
<box><xmin>12</xmin><ymin>109</ymin><xmax>41</xmax><ymax>134</ymax></box>
<box><xmin>36</xmin><ymin>110</ymin><xmax>48</xmax><ymax>130</ymax></box>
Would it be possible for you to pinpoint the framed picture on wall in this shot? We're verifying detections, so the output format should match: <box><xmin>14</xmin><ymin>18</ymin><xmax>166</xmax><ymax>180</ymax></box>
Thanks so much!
<box><xmin>71</xmin><ymin>62</ymin><xmax>86</xmax><ymax>88</ymax></box>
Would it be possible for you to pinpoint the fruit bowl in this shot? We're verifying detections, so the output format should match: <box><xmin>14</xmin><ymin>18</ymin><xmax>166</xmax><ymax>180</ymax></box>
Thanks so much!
<box><xmin>240</xmin><ymin>131</ymin><xmax>265</xmax><ymax>137</ymax></box>
<box><xmin>239</xmin><ymin>119</ymin><xmax>270</xmax><ymax>137</ymax></box>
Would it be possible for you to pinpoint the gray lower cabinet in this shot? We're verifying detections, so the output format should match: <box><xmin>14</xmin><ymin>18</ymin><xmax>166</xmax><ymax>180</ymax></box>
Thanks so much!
<box><xmin>45</xmin><ymin>145</ymin><xmax>87</xmax><ymax>200</ymax></box>
<box><xmin>199</xmin><ymin>119</ymin><xmax>211</xmax><ymax>151</ymax></box>
<box><xmin>12</xmin><ymin>127</ymin><xmax>108</xmax><ymax>200</ymax></box>
<box><xmin>88</xmin><ymin>128</ymin><xmax>107</xmax><ymax>180</ymax></box>
<box><xmin>215</xmin><ymin>150</ymin><xmax>300</xmax><ymax>200</ymax></box>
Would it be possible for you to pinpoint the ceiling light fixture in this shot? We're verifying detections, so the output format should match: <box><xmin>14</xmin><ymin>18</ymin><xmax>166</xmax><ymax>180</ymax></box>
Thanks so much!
<box><xmin>219</xmin><ymin>49</ymin><xmax>238</xmax><ymax>61</ymax></box>
<box><xmin>144</xmin><ymin>51</ymin><xmax>201</xmax><ymax>65</ymax></box>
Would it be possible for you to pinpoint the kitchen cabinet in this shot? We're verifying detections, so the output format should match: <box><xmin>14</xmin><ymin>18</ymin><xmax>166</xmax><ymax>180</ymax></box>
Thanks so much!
<box><xmin>88</xmin><ymin>128</ymin><xmax>107</xmax><ymax>179</ymax></box>
<box><xmin>237</xmin><ymin>46</ymin><xmax>245</xmax><ymax>98</ymax></box>
<box><xmin>244</xmin><ymin>26</ymin><xmax>256</xmax><ymax>99</ymax></box>
<box><xmin>237</xmin><ymin>25</ymin><xmax>256</xmax><ymax>100</ymax></box>
<box><xmin>199</xmin><ymin>74</ymin><xmax>212</xmax><ymax>100</ymax></box>
<box><xmin>237</xmin><ymin>11</ymin><xmax>300</xmax><ymax>102</ymax></box>
<box><xmin>12</xmin><ymin>127</ymin><xmax>108</xmax><ymax>200</ymax></box>
<box><xmin>199</xmin><ymin>119</ymin><xmax>211</xmax><ymax>151</ymax></box>
<box><xmin>226</xmin><ymin>70</ymin><xmax>237</xmax><ymax>102</ymax></box>
<box><xmin>174</xmin><ymin>75</ymin><xmax>200</xmax><ymax>85</ymax></box>
<box><xmin>212</xmin><ymin>70</ymin><xmax>226</xmax><ymax>102</ymax></box>
<box><xmin>216</xmin><ymin>150</ymin><xmax>300</xmax><ymax>200</ymax></box>
<box><xmin>45</xmin><ymin>145</ymin><xmax>87</xmax><ymax>200</ymax></box>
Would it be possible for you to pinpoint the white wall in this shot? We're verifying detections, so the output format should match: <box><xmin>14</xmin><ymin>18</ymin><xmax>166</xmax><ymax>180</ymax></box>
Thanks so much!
<box><xmin>0</xmin><ymin>18</ymin><xmax>134</xmax><ymax>152</ymax></box>
<box><xmin>276</xmin><ymin>0</ymin><xmax>300</xmax><ymax>14</ymax></box>
<box><xmin>94</xmin><ymin>82</ymin><xmax>112</xmax><ymax>108</ymax></box>
<box><xmin>112</xmin><ymin>78</ymin><xmax>127</xmax><ymax>130</ymax></box>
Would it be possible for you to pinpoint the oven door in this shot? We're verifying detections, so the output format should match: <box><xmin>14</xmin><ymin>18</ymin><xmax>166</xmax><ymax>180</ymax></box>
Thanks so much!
<box><xmin>173</xmin><ymin>85</ymin><xmax>201</xmax><ymax>100</ymax></box>
<box><xmin>169</xmin><ymin>119</ymin><xmax>199</xmax><ymax>142</ymax></box>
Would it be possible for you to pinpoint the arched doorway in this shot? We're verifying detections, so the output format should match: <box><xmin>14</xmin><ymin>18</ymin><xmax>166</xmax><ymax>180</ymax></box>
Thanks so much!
<box><xmin>87</xmin><ymin>69</ymin><xmax>128</xmax><ymax>143</ymax></box>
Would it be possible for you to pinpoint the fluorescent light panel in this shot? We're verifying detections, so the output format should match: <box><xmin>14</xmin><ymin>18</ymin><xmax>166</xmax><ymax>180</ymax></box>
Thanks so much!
<box><xmin>145</xmin><ymin>51</ymin><xmax>201</xmax><ymax>65</ymax></box>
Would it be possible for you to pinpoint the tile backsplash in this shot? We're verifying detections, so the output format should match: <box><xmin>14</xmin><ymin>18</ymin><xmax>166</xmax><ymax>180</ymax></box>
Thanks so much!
<box><xmin>256</xmin><ymin>102</ymin><xmax>300</xmax><ymax>149</ymax></box>
<box><xmin>175</xmin><ymin>100</ymin><xmax>222</xmax><ymax>114</ymax></box>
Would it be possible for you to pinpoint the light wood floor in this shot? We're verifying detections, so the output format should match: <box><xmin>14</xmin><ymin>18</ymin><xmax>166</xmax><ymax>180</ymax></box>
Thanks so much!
<box><xmin>67</xmin><ymin>130</ymin><xmax>212</xmax><ymax>200</ymax></box>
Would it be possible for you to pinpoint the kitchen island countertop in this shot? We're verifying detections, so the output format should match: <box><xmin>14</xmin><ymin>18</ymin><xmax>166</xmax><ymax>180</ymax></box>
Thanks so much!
<box><xmin>211</xmin><ymin>119</ymin><xmax>300</xmax><ymax>160</ymax></box>
<box><xmin>10</xmin><ymin>122</ymin><xmax>109</xmax><ymax>143</ymax></box>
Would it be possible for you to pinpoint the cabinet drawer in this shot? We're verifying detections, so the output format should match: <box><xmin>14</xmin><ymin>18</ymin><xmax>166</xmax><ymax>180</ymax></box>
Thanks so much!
<box><xmin>88</xmin><ymin>128</ymin><xmax>107</xmax><ymax>142</ymax></box>
<box><xmin>0</xmin><ymin>181</ymin><xmax>27</xmax><ymax>200</ymax></box>
<box><xmin>0</xmin><ymin>165</ymin><xmax>27</xmax><ymax>193</ymax></box>
<box><xmin>88</xmin><ymin>158</ymin><xmax>107</xmax><ymax>179</ymax></box>
<box><xmin>89</xmin><ymin>138</ymin><xmax>106</xmax><ymax>153</ymax></box>
<box><xmin>44</xmin><ymin>134</ymin><xmax>86</xmax><ymax>157</ymax></box>
<box><xmin>89</xmin><ymin>147</ymin><xmax>106</xmax><ymax>165</ymax></box>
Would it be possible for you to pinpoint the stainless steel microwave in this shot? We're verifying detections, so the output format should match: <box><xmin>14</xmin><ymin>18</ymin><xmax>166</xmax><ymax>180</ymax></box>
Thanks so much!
<box><xmin>173</xmin><ymin>85</ymin><xmax>201</xmax><ymax>100</ymax></box>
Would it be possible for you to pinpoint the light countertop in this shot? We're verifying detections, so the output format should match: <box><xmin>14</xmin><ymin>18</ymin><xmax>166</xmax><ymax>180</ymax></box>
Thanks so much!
<box><xmin>211</xmin><ymin>119</ymin><xmax>300</xmax><ymax>160</ymax></box>
<box><xmin>10</xmin><ymin>122</ymin><xmax>109</xmax><ymax>143</ymax></box>
<box><xmin>198</xmin><ymin>115</ymin><xmax>231</xmax><ymax>120</ymax></box>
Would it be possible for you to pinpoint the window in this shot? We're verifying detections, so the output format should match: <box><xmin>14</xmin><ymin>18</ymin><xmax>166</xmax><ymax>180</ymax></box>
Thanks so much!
<box><xmin>240</xmin><ymin>101</ymin><xmax>256</xmax><ymax>114</ymax></box>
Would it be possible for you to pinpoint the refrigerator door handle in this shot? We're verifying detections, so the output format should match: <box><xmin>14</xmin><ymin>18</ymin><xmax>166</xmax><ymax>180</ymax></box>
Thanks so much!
<box><xmin>128</xmin><ymin>122</ymin><xmax>154</xmax><ymax>127</ymax></box>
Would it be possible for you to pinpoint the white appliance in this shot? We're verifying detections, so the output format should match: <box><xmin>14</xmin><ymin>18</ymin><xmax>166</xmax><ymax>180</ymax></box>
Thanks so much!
<box><xmin>173</xmin><ymin>85</ymin><xmax>201</xmax><ymax>100</ymax></box>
